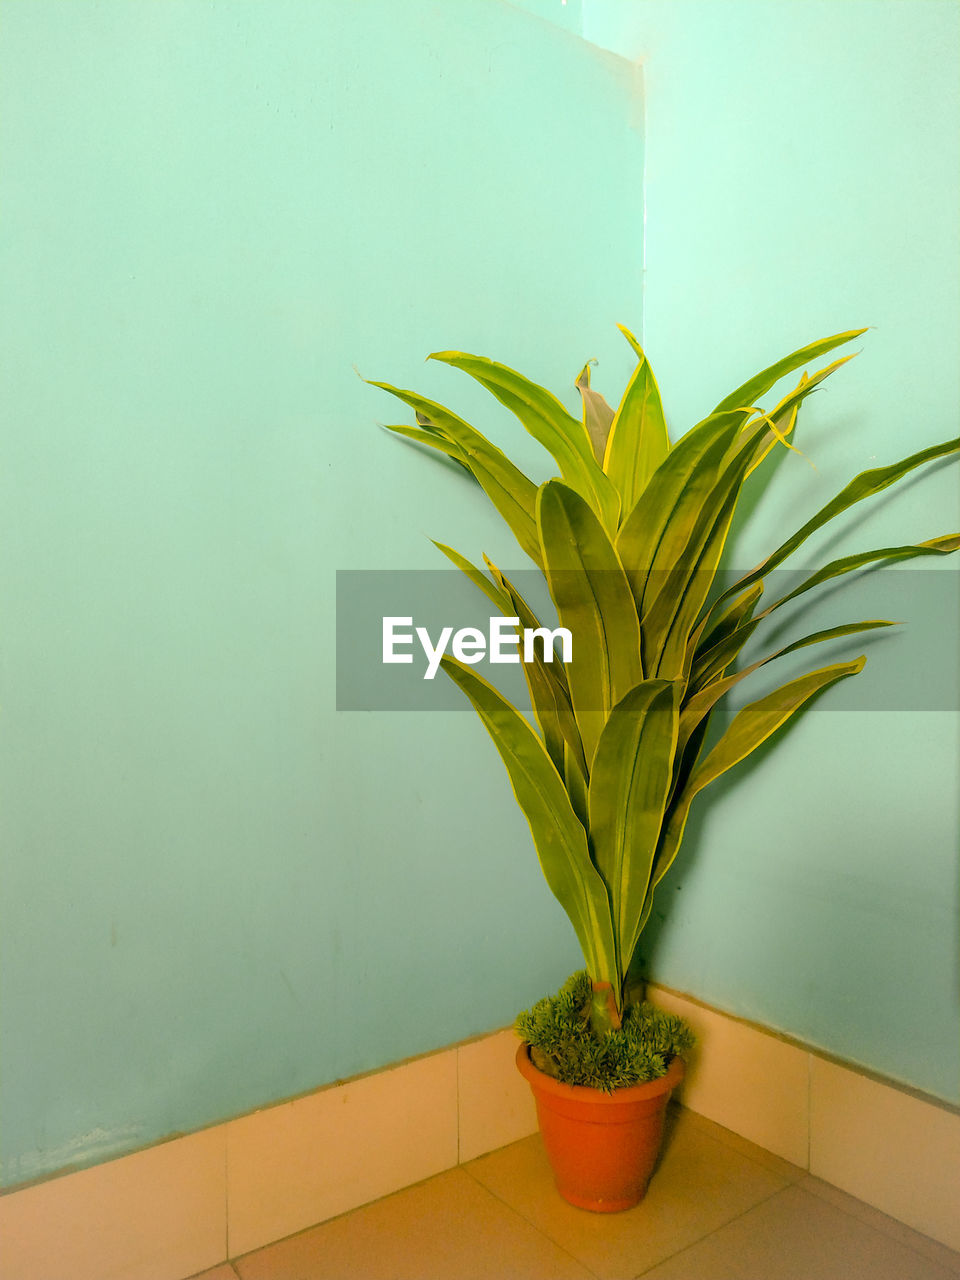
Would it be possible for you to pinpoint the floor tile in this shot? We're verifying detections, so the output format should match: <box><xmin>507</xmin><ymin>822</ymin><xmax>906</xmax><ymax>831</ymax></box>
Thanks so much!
<box><xmin>671</xmin><ymin>1105</ymin><xmax>807</xmax><ymax>1184</ymax></box>
<box><xmin>185</xmin><ymin>1267</ymin><xmax>240</xmax><ymax>1280</ymax></box>
<box><xmin>637</xmin><ymin>1182</ymin><xmax>958</xmax><ymax>1279</ymax></box>
<box><xmin>233</xmin><ymin>1167</ymin><xmax>594</xmax><ymax>1280</ymax></box>
<box><xmin>463</xmin><ymin>1109</ymin><xmax>790</xmax><ymax>1280</ymax></box>
<box><xmin>800</xmin><ymin>1175</ymin><xmax>960</xmax><ymax>1277</ymax></box>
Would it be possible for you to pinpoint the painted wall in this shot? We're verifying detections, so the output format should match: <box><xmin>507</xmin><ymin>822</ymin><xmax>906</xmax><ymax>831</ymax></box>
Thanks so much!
<box><xmin>577</xmin><ymin>0</ymin><xmax>960</xmax><ymax>1102</ymax></box>
<box><xmin>2</xmin><ymin>0</ymin><xmax>956</xmax><ymax>1194</ymax></box>
<box><xmin>0</xmin><ymin>0</ymin><xmax>645</xmax><ymax>1186</ymax></box>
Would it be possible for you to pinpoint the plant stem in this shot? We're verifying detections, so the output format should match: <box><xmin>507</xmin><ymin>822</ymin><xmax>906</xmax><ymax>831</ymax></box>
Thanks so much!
<box><xmin>589</xmin><ymin>980</ymin><xmax>623</xmax><ymax>1033</ymax></box>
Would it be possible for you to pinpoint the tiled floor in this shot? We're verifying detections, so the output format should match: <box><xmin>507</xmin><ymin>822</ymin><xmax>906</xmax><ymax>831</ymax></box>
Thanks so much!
<box><xmin>190</xmin><ymin>1106</ymin><xmax>960</xmax><ymax>1280</ymax></box>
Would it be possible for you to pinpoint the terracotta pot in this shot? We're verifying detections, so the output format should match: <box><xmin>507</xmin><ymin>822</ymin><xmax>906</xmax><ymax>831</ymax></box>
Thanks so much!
<box><xmin>516</xmin><ymin>1043</ymin><xmax>684</xmax><ymax>1212</ymax></box>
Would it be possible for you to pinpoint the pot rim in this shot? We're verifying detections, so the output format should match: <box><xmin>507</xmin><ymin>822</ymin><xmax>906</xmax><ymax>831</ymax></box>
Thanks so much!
<box><xmin>516</xmin><ymin>1041</ymin><xmax>684</xmax><ymax>1104</ymax></box>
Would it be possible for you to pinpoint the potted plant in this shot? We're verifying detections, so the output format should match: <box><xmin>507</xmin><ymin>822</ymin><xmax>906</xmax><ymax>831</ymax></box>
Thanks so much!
<box><xmin>370</xmin><ymin>328</ymin><xmax>959</xmax><ymax>1211</ymax></box>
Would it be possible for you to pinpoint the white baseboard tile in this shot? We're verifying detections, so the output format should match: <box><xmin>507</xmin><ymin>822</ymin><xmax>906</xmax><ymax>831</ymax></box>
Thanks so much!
<box><xmin>0</xmin><ymin>1127</ymin><xmax>226</xmax><ymax>1280</ymax></box>
<box><xmin>809</xmin><ymin>1055</ymin><xmax>960</xmax><ymax>1253</ymax></box>
<box><xmin>457</xmin><ymin>1028</ymin><xmax>538</xmax><ymax>1163</ymax></box>
<box><xmin>649</xmin><ymin>984</ymin><xmax>960</xmax><ymax>1254</ymax></box>
<box><xmin>225</xmin><ymin>1048</ymin><xmax>459</xmax><ymax>1258</ymax></box>
<box><xmin>646</xmin><ymin>984</ymin><xmax>810</xmax><ymax>1167</ymax></box>
<box><xmin>3</xmin><ymin>999</ymin><xmax>958</xmax><ymax>1278</ymax></box>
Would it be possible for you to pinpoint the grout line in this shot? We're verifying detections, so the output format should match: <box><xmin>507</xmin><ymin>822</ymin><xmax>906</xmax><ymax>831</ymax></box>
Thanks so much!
<box><xmin>631</xmin><ymin>1183</ymin><xmax>791</xmax><ymax>1278</ymax></box>
<box><xmin>806</xmin><ymin>1050</ymin><xmax>812</xmax><ymax>1172</ymax></box>
<box><xmin>228</xmin><ymin>1162</ymin><xmax>467</xmax><ymax>1265</ymax></box>
<box><xmin>795</xmin><ymin>1180</ymin><xmax>960</xmax><ymax>1272</ymax></box>
<box><xmin>224</xmin><ymin>1125</ymin><xmax>230</xmax><ymax>1271</ymax></box>
<box><xmin>455</xmin><ymin>1048</ymin><xmax>461</xmax><ymax>1165</ymax></box>
<box><xmin>647</xmin><ymin>982</ymin><xmax>960</xmax><ymax>1116</ymax></box>
<box><xmin>675</xmin><ymin>1109</ymin><xmax>802</xmax><ymax>1183</ymax></box>
<box><xmin>459</xmin><ymin>1159</ymin><xmax>604</xmax><ymax>1280</ymax></box>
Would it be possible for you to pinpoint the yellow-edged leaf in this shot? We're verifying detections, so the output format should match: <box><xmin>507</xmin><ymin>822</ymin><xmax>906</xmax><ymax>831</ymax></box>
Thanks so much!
<box><xmin>588</xmin><ymin>681</ymin><xmax>680</xmax><ymax>972</ymax></box>
<box><xmin>429</xmin><ymin>350</ymin><xmax>621</xmax><ymax>534</ymax></box>
<box><xmin>602</xmin><ymin>325</ymin><xmax>670</xmax><ymax>514</ymax></box>
<box><xmin>440</xmin><ymin>656</ymin><xmax>618</xmax><ymax>986</ymax></box>
<box><xmin>538</xmin><ymin>480</ymin><xmax>644</xmax><ymax>767</ymax></box>
<box><xmin>654</xmin><ymin>658</ymin><xmax>867</xmax><ymax>888</ymax></box>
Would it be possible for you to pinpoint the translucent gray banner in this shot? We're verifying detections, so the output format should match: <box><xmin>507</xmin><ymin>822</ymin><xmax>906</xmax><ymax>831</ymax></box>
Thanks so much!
<box><xmin>335</xmin><ymin>568</ymin><xmax>959</xmax><ymax>712</ymax></box>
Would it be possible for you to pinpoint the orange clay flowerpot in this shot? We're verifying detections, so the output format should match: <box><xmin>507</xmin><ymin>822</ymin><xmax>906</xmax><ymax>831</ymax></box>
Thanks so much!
<box><xmin>516</xmin><ymin>1043</ymin><xmax>684</xmax><ymax>1213</ymax></box>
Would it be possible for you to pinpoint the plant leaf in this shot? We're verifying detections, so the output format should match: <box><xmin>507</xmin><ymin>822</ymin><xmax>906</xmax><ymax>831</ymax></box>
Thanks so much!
<box><xmin>602</xmin><ymin>325</ymin><xmax>670</xmax><ymax>514</ymax></box>
<box><xmin>431</xmin><ymin>541</ymin><xmax>509</xmax><ymax>612</ymax></box>
<box><xmin>688</xmin><ymin>582</ymin><xmax>764</xmax><ymax>677</ymax></box>
<box><xmin>639</xmin><ymin>415</ymin><xmax>784</xmax><ymax>678</ymax></box>
<box><xmin>588</xmin><ymin>681</ymin><xmax>680</xmax><ymax>972</ymax></box>
<box><xmin>715</xmin><ymin>437</ymin><xmax>960</xmax><ymax>607</ymax></box>
<box><xmin>616</xmin><ymin>410</ymin><xmax>748</xmax><ymax>663</ymax></box>
<box><xmin>382</xmin><ymin>423</ymin><xmax>470</xmax><ymax>467</ymax></box>
<box><xmin>679</xmin><ymin>620</ymin><xmax>895</xmax><ymax>756</ymax></box>
<box><xmin>691</xmin><ymin>615</ymin><xmax>763</xmax><ymax>690</ymax></box>
<box><xmin>575</xmin><ymin>362</ymin><xmax>615</xmax><ymax>466</ymax></box>
<box><xmin>538</xmin><ymin>480</ymin><xmax>644</xmax><ymax>768</ymax></box>
<box><xmin>672</xmin><ymin>358</ymin><xmax>866</xmax><ymax>677</ymax></box>
<box><xmin>429</xmin><ymin>350</ymin><xmax>622</xmax><ymax>534</ymax></box>
<box><xmin>696</xmin><ymin>534</ymin><xmax>960</xmax><ymax>689</ymax></box>
<box><xmin>439</xmin><ymin>655</ymin><xmax>619</xmax><ymax>987</ymax></box>
<box><xmin>646</xmin><ymin>365</ymin><xmax>840</xmax><ymax>684</ymax></box>
<box><xmin>763</xmin><ymin>534</ymin><xmax>960</xmax><ymax>614</ymax></box>
<box><xmin>712</xmin><ymin>329</ymin><xmax>866</xmax><ymax>414</ymax></box>
<box><xmin>484</xmin><ymin>558</ymin><xmax>588</xmax><ymax>781</ymax></box>
<box><xmin>370</xmin><ymin>380</ymin><xmax>542</xmax><ymax>565</ymax></box>
<box><xmin>654</xmin><ymin>657</ymin><xmax>866</xmax><ymax>888</ymax></box>
<box><xmin>739</xmin><ymin>354</ymin><xmax>855</xmax><ymax>478</ymax></box>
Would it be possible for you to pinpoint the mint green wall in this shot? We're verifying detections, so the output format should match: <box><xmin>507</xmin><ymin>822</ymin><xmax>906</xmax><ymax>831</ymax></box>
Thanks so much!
<box><xmin>0</xmin><ymin>1</ymin><xmax>645</xmax><ymax>1186</ymax></box>
<box><xmin>578</xmin><ymin>0</ymin><xmax>959</xmax><ymax>1101</ymax></box>
<box><xmin>2</xmin><ymin>0</ymin><xmax>956</xmax><ymax>1194</ymax></box>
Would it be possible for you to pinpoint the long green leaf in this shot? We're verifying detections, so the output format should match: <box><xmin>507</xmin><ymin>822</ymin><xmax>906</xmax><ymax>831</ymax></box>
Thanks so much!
<box><xmin>694</xmin><ymin>534</ymin><xmax>959</xmax><ymax>691</ymax></box>
<box><xmin>680</xmin><ymin>620</ymin><xmax>895</xmax><ymax>756</ymax></box>
<box><xmin>688</xmin><ymin>355</ymin><xmax>859</xmax><ymax>653</ymax></box>
<box><xmin>588</xmin><ymin>681</ymin><xmax>680</xmax><ymax>973</ymax></box>
<box><xmin>688</xmin><ymin>582</ymin><xmax>763</xmax><ymax>675</ymax></box>
<box><xmin>430</xmin><ymin>541</ymin><xmax>573</xmax><ymax>770</ymax></box>
<box><xmin>603</xmin><ymin>325</ymin><xmax>670</xmax><ymax>515</ymax></box>
<box><xmin>616</xmin><ymin>410</ymin><xmax>748</xmax><ymax>660</ymax></box>
<box><xmin>564</xmin><ymin>740</ymin><xmax>589</xmax><ymax>829</ymax></box>
<box><xmin>486</xmin><ymin>557</ymin><xmax>585</xmax><ymax>780</ymax></box>
<box><xmin>763</xmin><ymin>534</ymin><xmax>960</xmax><ymax>614</ymax></box>
<box><xmin>691</xmin><ymin>614</ymin><xmax>763</xmax><ymax>690</ymax></box>
<box><xmin>382</xmin><ymin>423</ymin><xmax>470</xmax><ymax>466</ymax></box>
<box><xmin>483</xmin><ymin>557</ymin><xmax>572</xmax><ymax>698</ymax></box>
<box><xmin>370</xmin><ymin>380</ymin><xmax>542</xmax><ymax>565</ymax></box>
<box><xmin>640</xmin><ymin>417</ymin><xmax>777</xmax><ymax>678</ymax></box>
<box><xmin>649</xmin><ymin>366</ymin><xmax>835</xmax><ymax>683</ymax></box>
<box><xmin>538</xmin><ymin>480</ymin><xmax>644</xmax><ymax>767</ymax></box>
<box><xmin>439</xmin><ymin>655</ymin><xmax>618</xmax><ymax>986</ymax></box>
<box><xmin>715</xmin><ymin>437</ymin><xmax>960</xmax><ymax>607</ymax></box>
<box><xmin>738</xmin><ymin>355</ymin><xmax>855</xmax><ymax>478</ymax></box>
<box><xmin>431</xmin><ymin>541</ymin><xmax>509</xmax><ymax>612</ymax></box>
<box><xmin>665</xmin><ymin>359</ymin><xmax>861</xmax><ymax>676</ymax></box>
<box><xmin>713</xmin><ymin>329</ymin><xmax>866</xmax><ymax>414</ymax></box>
<box><xmin>429</xmin><ymin>350</ymin><xmax>622</xmax><ymax>534</ymax></box>
<box><xmin>654</xmin><ymin>658</ymin><xmax>866</xmax><ymax>887</ymax></box>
